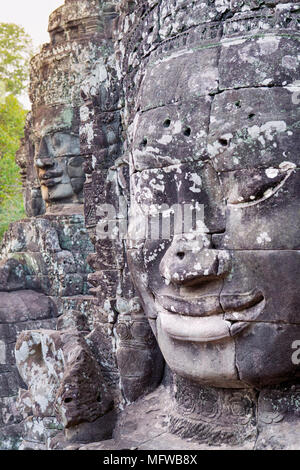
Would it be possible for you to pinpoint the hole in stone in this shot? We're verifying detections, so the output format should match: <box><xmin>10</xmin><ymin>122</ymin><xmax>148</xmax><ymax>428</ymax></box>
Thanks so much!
<box><xmin>219</xmin><ymin>138</ymin><xmax>228</xmax><ymax>146</ymax></box>
<box><xmin>248</xmin><ymin>113</ymin><xmax>255</xmax><ymax>119</ymax></box>
<box><xmin>176</xmin><ymin>252</ymin><xmax>185</xmax><ymax>260</ymax></box>
<box><xmin>163</xmin><ymin>119</ymin><xmax>171</xmax><ymax>128</ymax></box>
<box><xmin>235</xmin><ymin>101</ymin><xmax>241</xmax><ymax>108</ymax></box>
<box><xmin>183</xmin><ymin>127</ymin><xmax>191</xmax><ymax>137</ymax></box>
<box><xmin>97</xmin><ymin>394</ymin><xmax>101</xmax><ymax>402</ymax></box>
<box><xmin>64</xmin><ymin>397</ymin><xmax>73</xmax><ymax>404</ymax></box>
<box><xmin>141</xmin><ymin>137</ymin><xmax>148</xmax><ymax>147</ymax></box>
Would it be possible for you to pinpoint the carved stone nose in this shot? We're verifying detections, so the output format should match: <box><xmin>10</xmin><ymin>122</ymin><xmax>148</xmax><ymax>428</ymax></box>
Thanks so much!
<box><xmin>159</xmin><ymin>234</ymin><xmax>231</xmax><ymax>286</ymax></box>
<box><xmin>35</xmin><ymin>137</ymin><xmax>54</xmax><ymax>168</ymax></box>
<box><xmin>35</xmin><ymin>157</ymin><xmax>55</xmax><ymax>169</ymax></box>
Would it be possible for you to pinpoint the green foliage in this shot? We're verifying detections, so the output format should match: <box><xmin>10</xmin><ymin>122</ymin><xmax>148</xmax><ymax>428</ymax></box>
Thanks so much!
<box><xmin>0</xmin><ymin>192</ymin><xmax>25</xmax><ymax>240</ymax></box>
<box><xmin>0</xmin><ymin>94</ymin><xmax>26</xmax><ymax>238</ymax></box>
<box><xmin>0</xmin><ymin>23</ymin><xmax>33</xmax><ymax>97</ymax></box>
<box><xmin>0</xmin><ymin>23</ymin><xmax>33</xmax><ymax>240</ymax></box>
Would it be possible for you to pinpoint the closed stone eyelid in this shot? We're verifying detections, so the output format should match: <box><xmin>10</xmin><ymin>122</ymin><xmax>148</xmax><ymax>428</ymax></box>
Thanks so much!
<box><xmin>228</xmin><ymin>169</ymin><xmax>295</xmax><ymax>208</ymax></box>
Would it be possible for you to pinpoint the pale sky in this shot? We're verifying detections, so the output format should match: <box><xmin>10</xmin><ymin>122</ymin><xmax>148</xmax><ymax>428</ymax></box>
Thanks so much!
<box><xmin>1</xmin><ymin>0</ymin><xmax>64</xmax><ymax>107</ymax></box>
<box><xmin>1</xmin><ymin>0</ymin><xmax>64</xmax><ymax>48</ymax></box>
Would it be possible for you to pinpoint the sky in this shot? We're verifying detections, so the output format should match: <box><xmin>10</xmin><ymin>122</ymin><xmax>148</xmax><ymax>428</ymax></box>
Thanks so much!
<box><xmin>1</xmin><ymin>0</ymin><xmax>64</xmax><ymax>107</ymax></box>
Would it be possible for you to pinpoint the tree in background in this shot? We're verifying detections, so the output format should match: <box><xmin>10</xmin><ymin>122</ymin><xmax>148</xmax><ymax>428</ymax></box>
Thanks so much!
<box><xmin>0</xmin><ymin>23</ymin><xmax>32</xmax><ymax>97</ymax></box>
<box><xmin>0</xmin><ymin>23</ymin><xmax>33</xmax><ymax>239</ymax></box>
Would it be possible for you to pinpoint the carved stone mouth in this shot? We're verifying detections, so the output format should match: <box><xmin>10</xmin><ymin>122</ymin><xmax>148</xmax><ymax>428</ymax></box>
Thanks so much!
<box><xmin>155</xmin><ymin>292</ymin><xmax>222</xmax><ymax>316</ymax></box>
<box><xmin>41</xmin><ymin>168</ymin><xmax>63</xmax><ymax>181</ymax></box>
<box><xmin>156</xmin><ymin>289</ymin><xmax>265</xmax><ymax>342</ymax></box>
<box><xmin>155</xmin><ymin>289</ymin><xmax>264</xmax><ymax>317</ymax></box>
<box><xmin>41</xmin><ymin>178</ymin><xmax>62</xmax><ymax>187</ymax></box>
<box><xmin>41</xmin><ymin>170</ymin><xmax>63</xmax><ymax>187</ymax></box>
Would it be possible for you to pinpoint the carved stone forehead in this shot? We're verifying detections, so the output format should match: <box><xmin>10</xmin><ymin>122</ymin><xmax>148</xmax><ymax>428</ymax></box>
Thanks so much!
<box><xmin>32</xmin><ymin>105</ymin><xmax>80</xmax><ymax>137</ymax></box>
<box><xmin>132</xmin><ymin>36</ymin><xmax>299</xmax><ymax>172</ymax></box>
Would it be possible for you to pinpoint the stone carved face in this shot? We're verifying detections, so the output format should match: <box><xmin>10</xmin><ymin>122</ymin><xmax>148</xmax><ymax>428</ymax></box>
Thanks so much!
<box><xmin>127</xmin><ymin>41</ymin><xmax>300</xmax><ymax>389</ymax></box>
<box><xmin>33</xmin><ymin>106</ymin><xmax>84</xmax><ymax>204</ymax></box>
<box><xmin>15</xmin><ymin>114</ymin><xmax>45</xmax><ymax>217</ymax></box>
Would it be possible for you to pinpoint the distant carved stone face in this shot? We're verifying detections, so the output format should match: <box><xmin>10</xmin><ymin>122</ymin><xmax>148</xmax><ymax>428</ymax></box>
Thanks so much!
<box><xmin>127</xmin><ymin>39</ymin><xmax>300</xmax><ymax>389</ymax></box>
<box><xmin>33</xmin><ymin>106</ymin><xmax>84</xmax><ymax>204</ymax></box>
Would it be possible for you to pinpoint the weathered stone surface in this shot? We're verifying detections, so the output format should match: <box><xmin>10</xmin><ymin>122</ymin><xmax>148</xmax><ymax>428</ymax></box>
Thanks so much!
<box><xmin>131</xmin><ymin>100</ymin><xmax>212</xmax><ymax>171</ymax></box>
<box><xmin>115</xmin><ymin>305</ymin><xmax>164</xmax><ymax>402</ymax></box>
<box><xmin>256</xmin><ymin>385</ymin><xmax>300</xmax><ymax>450</ymax></box>
<box><xmin>15</xmin><ymin>329</ymin><xmax>112</xmax><ymax>430</ymax></box>
<box><xmin>221</xmin><ymin>250</ymin><xmax>300</xmax><ymax>325</ymax></box>
<box><xmin>136</xmin><ymin>47</ymin><xmax>219</xmax><ymax>109</ymax></box>
<box><xmin>0</xmin><ymin>291</ymin><xmax>56</xmax><ymax>324</ymax></box>
<box><xmin>235</xmin><ymin>323</ymin><xmax>300</xmax><ymax>388</ymax></box>
<box><xmin>219</xmin><ymin>35</ymin><xmax>300</xmax><ymax>90</ymax></box>
<box><xmin>208</xmin><ymin>87</ymin><xmax>300</xmax><ymax>172</ymax></box>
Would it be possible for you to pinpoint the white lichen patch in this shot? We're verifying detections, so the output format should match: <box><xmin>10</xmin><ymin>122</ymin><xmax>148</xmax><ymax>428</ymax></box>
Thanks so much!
<box><xmin>257</xmin><ymin>232</ymin><xmax>272</xmax><ymax>245</ymax></box>
<box><xmin>282</xmin><ymin>55</ymin><xmax>297</xmax><ymax>70</ymax></box>
<box><xmin>80</xmin><ymin>105</ymin><xmax>90</xmax><ymax>122</ymax></box>
<box><xmin>80</xmin><ymin>122</ymin><xmax>94</xmax><ymax>146</ymax></box>
<box><xmin>15</xmin><ymin>340</ymin><xmax>30</xmax><ymax>365</ymax></box>
<box><xmin>257</xmin><ymin>36</ymin><xmax>280</xmax><ymax>55</ymax></box>
<box><xmin>265</xmin><ymin>168</ymin><xmax>279</xmax><ymax>179</ymax></box>
<box><xmin>248</xmin><ymin>121</ymin><xmax>287</xmax><ymax>141</ymax></box>
<box><xmin>222</xmin><ymin>37</ymin><xmax>247</xmax><ymax>48</ymax></box>
<box><xmin>0</xmin><ymin>341</ymin><xmax>6</xmax><ymax>364</ymax></box>
<box><xmin>157</xmin><ymin>134</ymin><xmax>173</xmax><ymax>145</ymax></box>
<box><xmin>189</xmin><ymin>173</ymin><xmax>202</xmax><ymax>193</ymax></box>
<box><xmin>279</xmin><ymin>161</ymin><xmax>297</xmax><ymax>171</ymax></box>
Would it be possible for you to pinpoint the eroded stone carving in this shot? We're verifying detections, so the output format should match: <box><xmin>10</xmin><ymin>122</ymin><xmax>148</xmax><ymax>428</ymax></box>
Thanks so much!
<box><xmin>15</xmin><ymin>329</ymin><xmax>113</xmax><ymax>448</ymax></box>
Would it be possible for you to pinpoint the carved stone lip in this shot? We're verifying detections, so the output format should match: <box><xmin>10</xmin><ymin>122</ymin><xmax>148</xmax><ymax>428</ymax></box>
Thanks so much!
<box><xmin>40</xmin><ymin>170</ymin><xmax>63</xmax><ymax>187</ymax></box>
<box><xmin>158</xmin><ymin>309</ymin><xmax>232</xmax><ymax>342</ymax></box>
<box><xmin>41</xmin><ymin>177</ymin><xmax>62</xmax><ymax>187</ymax></box>
<box><xmin>221</xmin><ymin>289</ymin><xmax>264</xmax><ymax>316</ymax></box>
<box><xmin>155</xmin><ymin>288</ymin><xmax>264</xmax><ymax>317</ymax></box>
<box><xmin>155</xmin><ymin>292</ymin><xmax>222</xmax><ymax>316</ymax></box>
<box><xmin>40</xmin><ymin>169</ymin><xmax>63</xmax><ymax>185</ymax></box>
<box><xmin>156</xmin><ymin>289</ymin><xmax>265</xmax><ymax>342</ymax></box>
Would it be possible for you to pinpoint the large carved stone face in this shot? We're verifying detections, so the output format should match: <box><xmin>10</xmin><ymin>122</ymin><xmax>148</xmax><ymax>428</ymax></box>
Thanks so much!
<box><xmin>127</xmin><ymin>39</ymin><xmax>300</xmax><ymax>389</ymax></box>
<box><xmin>33</xmin><ymin>106</ymin><xmax>84</xmax><ymax>204</ymax></box>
